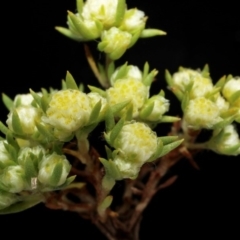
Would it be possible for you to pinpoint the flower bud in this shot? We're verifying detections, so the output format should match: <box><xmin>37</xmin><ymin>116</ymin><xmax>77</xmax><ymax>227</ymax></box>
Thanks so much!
<box><xmin>13</xmin><ymin>94</ymin><xmax>34</xmax><ymax>107</ymax></box>
<box><xmin>6</xmin><ymin>106</ymin><xmax>42</xmax><ymax>135</ymax></box>
<box><xmin>184</xmin><ymin>97</ymin><xmax>222</xmax><ymax>129</ymax></box>
<box><xmin>140</xmin><ymin>95</ymin><xmax>170</xmax><ymax>121</ymax></box>
<box><xmin>119</xmin><ymin>9</ymin><xmax>146</xmax><ymax>34</ymax></box>
<box><xmin>0</xmin><ymin>166</ymin><xmax>26</xmax><ymax>193</ymax></box>
<box><xmin>208</xmin><ymin>124</ymin><xmax>240</xmax><ymax>156</ymax></box>
<box><xmin>222</xmin><ymin>77</ymin><xmax>240</xmax><ymax>106</ymax></box>
<box><xmin>98</xmin><ymin>27</ymin><xmax>132</xmax><ymax>60</ymax></box>
<box><xmin>38</xmin><ymin>153</ymin><xmax>71</xmax><ymax>187</ymax></box>
<box><xmin>44</xmin><ymin>89</ymin><xmax>91</xmax><ymax>133</ymax></box>
<box><xmin>0</xmin><ymin>190</ymin><xmax>18</xmax><ymax>210</ymax></box>
<box><xmin>81</xmin><ymin>0</ymin><xmax>119</xmax><ymax>29</ymax></box>
<box><xmin>112</xmin><ymin>122</ymin><xmax>158</xmax><ymax>163</ymax></box>
<box><xmin>106</xmin><ymin>78</ymin><xmax>149</xmax><ymax>118</ymax></box>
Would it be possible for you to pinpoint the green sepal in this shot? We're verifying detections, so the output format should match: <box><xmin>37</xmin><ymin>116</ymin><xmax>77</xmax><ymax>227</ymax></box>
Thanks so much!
<box><xmin>143</xmin><ymin>62</ymin><xmax>149</xmax><ymax>81</ymax></box>
<box><xmin>0</xmin><ymin>195</ymin><xmax>43</xmax><ymax>215</ymax></box>
<box><xmin>97</xmin><ymin>62</ymin><xmax>108</xmax><ymax>88</ymax></box>
<box><xmin>140</xmin><ymin>29</ymin><xmax>167</xmax><ymax>38</ymax></box>
<box><xmin>11</xmin><ymin>110</ymin><xmax>24</xmax><ymax>135</ymax></box>
<box><xmin>108</xmin><ymin>46</ymin><xmax>127</xmax><ymax>60</ymax></box>
<box><xmin>88</xmin><ymin>85</ymin><xmax>107</xmax><ymax>97</ymax></box>
<box><xmin>110</xmin><ymin>118</ymin><xmax>125</xmax><ymax>144</ymax></box>
<box><xmin>229</xmin><ymin>90</ymin><xmax>240</xmax><ymax>104</ymax></box>
<box><xmin>61</xmin><ymin>79</ymin><xmax>67</xmax><ymax>90</ymax></box>
<box><xmin>0</xmin><ymin>121</ymin><xmax>10</xmax><ymax>135</ymax></box>
<box><xmin>206</xmin><ymin>87</ymin><xmax>221</xmax><ymax>98</ymax></box>
<box><xmin>157</xmin><ymin>139</ymin><xmax>184</xmax><ymax>158</ymax></box>
<box><xmin>171</xmin><ymin>86</ymin><xmax>184</xmax><ymax>100</ymax></box>
<box><xmin>201</xmin><ymin>64</ymin><xmax>210</xmax><ymax>77</ymax></box>
<box><xmin>107</xmin><ymin>61</ymin><xmax>115</xmax><ymax>82</ymax></box>
<box><xmin>66</xmin><ymin>71</ymin><xmax>79</xmax><ymax>90</ymax></box>
<box><xmin>55</xmin><ymin>27</ymin><xmax>82</xmax><ymax>41</ymax></box>
<box><xmin>2</xmin><ymin>93</ymin><xmax>13</xmax><ymax>111</ymax></box>
<box><xmin>181</xmin><ymin>92</ymin><xmax>189</xmax><ymax>112</ymax></box>
<box><xmin>77</xmin><ymin>0</ymin><xmax>84</xmax><ymax>14</ymax></box>
<box><xmin>88</xmin><ymin>100</ymin><xmax>102</xmax><ymax>124</ymax></box>
<box><xmin>115</xmin><ymin>0</ymin><xmax>126</xmax><ymax>26</ymax></box>
<box><xmin>139</xmin><ymin>102</ymin><xmax>154</xmax><ymax>119</ymax></box>
<box><xmin>49</xmin><ymin>162</ymin><xmax>63</xmax><ymax>187</ymax></box>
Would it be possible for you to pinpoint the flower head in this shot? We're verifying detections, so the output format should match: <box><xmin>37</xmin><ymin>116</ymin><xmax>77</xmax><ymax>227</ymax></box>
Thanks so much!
<box><xmin>107</xmin><ymin>78</ymin><xmax>149</xmax><ymax>118</ymax></box>
<box><xmin>44</xmin><ymin>89</ymin><xmax>91</xmax><ymax>133</ymax></box>
<box><xmin>184</xmin><ymin>97</ymin><xmax>222</xmax><ymax>129</ymax></box>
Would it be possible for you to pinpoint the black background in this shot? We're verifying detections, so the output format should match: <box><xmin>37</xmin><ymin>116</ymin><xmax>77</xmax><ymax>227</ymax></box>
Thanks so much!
<box><xmin>1</xmin><ymin>0</ymin><xmax>239</xmax><ymax>239</ymax></box>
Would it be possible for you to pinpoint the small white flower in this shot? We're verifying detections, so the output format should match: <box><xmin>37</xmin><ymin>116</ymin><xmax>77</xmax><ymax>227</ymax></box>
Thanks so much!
<box><xmin>141</xmin><ymin>95</ymin><xmax>170</xmax><ymax>121</ymax></box>
<box><xmin>184</xmin><ymin>97</ymin><xmax>222</xmax><ymax>129</ymax></box>
<box><xmin>99</xmin><ymin>27</ymin><xmax>132</xmax><ymax>60</ymax></box>
<box><xmin>120</xmin><ymin>8</ymin><xmax>146</xmax><ymax>33</ymax></box>
<box><xmin>112</xmin><ymin>122</ymin><xmax>158</xmax><ymax>163</ymax></box>
<box><xmin>222</xmin><ymin>77</ymin><xmax>240</xmax><ymax>106</ymax></box>
<box><xmin>13</xmin><ymin>94</ymin><xmax>34</xmax><ymax>107</ymax></box>
<box><xmin>81</xmin><ymin>0</ymin><xmax>119</xmax><ymax>28</ymax></box>
<box><xmin>0</xmin><ymin>166</ymin><xmax>26</xmax><ymax>193</ymax></box>
<box><xmin>106</xmin><ymin>78</ymin><xmax>149</xmax><ymax>118</ymax></box>
<box><xmin>6</xmin><ymin>106</ymin><xmax>42</xmax><ymax>135</ymax></box>
<box><xmin>208</xmin><ymin>124</ymin><xmax>240</xmax><ymax>155</ymax></box>
<box><xmin>38</xmin><ymin>153</ymin><xmax>71</xmax><ymax>187</ymax></box>
<box><xmin>110</xmin><ymin>65</ymin><xmax>142</xmax><ymax>85</ymax></box>
<box><xmin>44</xmin><ymin>89</ymin><xmax>91</xmax><ymax>133</ymax></box>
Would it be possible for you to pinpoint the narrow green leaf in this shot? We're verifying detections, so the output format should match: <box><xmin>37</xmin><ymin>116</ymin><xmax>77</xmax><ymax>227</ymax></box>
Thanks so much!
<box><xmin>77</xmin><ymin>0</ymin><xmax>84</xmax><ymax>14</ymax></box>
<box><xmin>165</xmin><ymin>69</ymin><xmax>173</xmax><ymax>86</ymax></box>
<box><xmin>88</xmin><ymin>85</ymin><xmax>107</xmax><ymax>97</ymax></box>
<box><xmin>115</xmin><ymin>0</ymin><xmax>126</xmax><ymax>26</ymax></box>
<box><xmin>11</xmin><ymin>110</ymin><xmax>24</xmax><ymax>134</ymax></box>
<box><xmin>143</xmin><ymin>62</ymin><xmax>149</xmax><ymax>81</ymax></box>
<box><xmin>66</xmin><ymin>71</ymin><xmax>79</xmax><ymax>90</ymax></box>
<box><xmin>158</xmin><ymin>139</ymin><xmax>183</xmax><ymax>158</ymax></box>
<box><xmin>88</xmin><ymin>100</ymin><xmax>102</xmax><ymax>124</ymax></box>
<box><xmin>49</xmin><ymin>162</ymin><xmax>63</xmax><ymax>187</ymax></box>
<box><xmin>107</xmin><ymin>61</ymin><xmax>115</xmax><ymax>82</ymax></box>
<box><xmin>105</xmin><ymin>108</ymin><xmax>115</xmax><ymax>132</ymax></box>
<box><xmin>158</xmin><ymin>136</ymin><xmax>180</xmax><ymax>145</ymax></box>
<box><xmin>139</xmin><ymin>102</ymin><xmax>154</xmax><ymax>119</ymax></box>
<box><xmin>0</xmin><ymin>121</ymin><xmax>10</xmax><ymax>135</ymax></box>
<box><xmin>140</xmin><ymin>29</ymin><xmax>167</xmax><ymax>38</ymax></box>
<box><xmin>2</xmin><ymin>93</ymin><xmax>13</xmax><ymax>111</ymax></box>
<box><xmin>110</xmin><ymin>118</ymin><xmax>124</xmax><ymax>144</ymax></box>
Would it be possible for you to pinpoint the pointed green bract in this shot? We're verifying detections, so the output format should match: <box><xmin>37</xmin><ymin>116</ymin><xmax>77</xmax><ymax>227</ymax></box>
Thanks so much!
<box><xmin>77</xmin><ymin>0</ymin><xmax>84</xmax><ymax>15</ymax></box>
<box><xmin>157</xmin><ymin>139</ymin><xmax>184</xmax><ymax>158</ymax></box>
<box><xmin>140</xmin><ymin>29</ymin><xmax>167</xmax><ymax>38</ymax></box>
<box><xmin>143</xmin><ymin>62</ymin><xmax>149</xmax><ymax>81</ymax></box>
<box><xmin>88</xmin><ymin>85</ymin><xmax>107</xmax><ymax>97</ymax></box>
<box><xmin>66</xmin><ymin>71</ymin><xmax>79</xmax><ymax>90</ymax></box>
<box><xmin>115</xmin><ymin>0</ymin><xmax>126</xmax><ymax>26</ymax></box>
<box><xmin>2</xmin><ymin>93</ymin><xmax>13</xmax><ymax>111</ymax></box>
<box><xmin>12</xmin><ymin>110</ymin><xmax>24</xmax><ymax>135</ymax></box>
<box><xmin>49</xmin><ymin>162</ymin><xmax>63</xmax><ymax>187</ymax></box>
<box><xmin>110</xmin><ymin>118</ymin><xmax>125</xmax><ymax>144</ymax></box>
<box><xmin>88</xmin><ymin>100</ymin><xmax>102</xmax><ymax>124</ymax></box>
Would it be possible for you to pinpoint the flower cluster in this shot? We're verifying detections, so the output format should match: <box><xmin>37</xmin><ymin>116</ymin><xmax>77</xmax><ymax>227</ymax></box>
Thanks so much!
<box><xmin>56</xmin><ymin>0</ymin><xmax>166</xmax><ymax>59</ymax></box>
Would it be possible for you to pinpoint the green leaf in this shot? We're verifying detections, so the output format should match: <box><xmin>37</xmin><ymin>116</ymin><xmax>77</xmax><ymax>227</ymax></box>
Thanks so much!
<box><xmin>107</xmin><ymin>61</ymin><xmax>115</xmax><ymax>82</ymax></box>
<box><xmin>115</xmin><ymin>0</ymin><xmax>126</xmax><ymax>26</ymax></box>
<box><xmin>0</xmin><ymin>121</ymin><xmax>9</xmax><ymax>135</ymax></box>
<box><xmin>160</xmin><ymin>116</ymin><xmax>181</xmax><ymax>123</ymax></box>
<box><xmin>76</xmin><ymin>0</ymin><xmax>84</xmax><ymax>14</ymax></box>
<box><xmin>201</xmin><ymin>64</ymin><xmax>210</xmax><ymax>77</ymax></box>
<box><xmin>110</xmin><ymin>118</ymin><xmax>124</xmax><ymax>144</ymax></box>
<box><xmin>215</xmin><ymin>75</ymin><xmax>226</xmax><ymax>89</ymax></box>
<box><xmin>111</xmin><ymin>100</ymin><xmax>130</xmax><ymax>115</ymax></box>
<box><xmin>125</xmin><ymin>102</ymin><xmax>133</xmax><ymax>121</ymax></box>
<box><xmin>88</xmin><ymin>100</ymin><xmax>102</xmax><ymax>124</ymax></box>
<box><xmin>147</xmin><ymin>138</ymin><xmax>163</xmax><ymax>162</ymax></box>
<box><xmin>140</xmin><ymin>29</ymin><xmax>167</xmax><ymax>38</ymax></box>
<box><xmin>97</xmin><ymin>195</ymin><xmax>113</xmax><ymax>216</ymax></box>
<box><xmin>105</xmin><ymin>145</ymin><xmax>113</xmax><ymax>160</ymax></box>
<box><xmin>64</xmin><ymin>182</ymin><xmax>85</xmax><ymax>190</ymax></box>
<box><xmin>105</xmin><ymin>108</ymin><xmax>115</xmax><ymax>132</ymax></box>
<box><xmin>165</xmin><ymin>69</ymin><xmax>173</xmax><ymax>86</ymax></box>
<box><xmin>2</xmin><ymin>93</ymin><xmax>13</xmax><ymax>111</ymax></box>
<box><xmin>0</xmin><ymin>195</ymin><xmax>43</xmax><ymax>214</ymax></box>
<box><xmin>6</xmin><ymin>132</ymin><xmax>19</xmax><ymax>152</ymax></box>
<box><xmin>128</xmin><ymin>29</ymin><xmax>142</xmax><ymax>48</ymax></box>
<box><xmin>139</xmin><ymin>102</ymin><xmax>154</xmax><ymax>119</ymax></box>
<box><xmin>55</xmin><ymin>27</ymin><xmax>82</xmax><ymax>41</ymax></box>
<box><xmin>35</xmin><ymin>123</ymin><xmax>55</xmax><ymax>140</ymax></box>
<box><xmin>158</xmin><ymin>136</ymin><xmax>180</xmax><ymax>145</ymax></box>
<box><xmin>100</xmin><ymin>158</ymin><xmax>122</xmax><ymax>181</ymax></box>
<box><xmin>24</xmin><ymin>159</ymin><xmax>38</xmax><ymax>186</ymax></box>
<box><xmin>229</xmin><ymin>90</ymin><xmax>240</xmax><ymax>104</ymax></box>
<box><xmin>143</xmin><ymin>62</ymin><xmax>149</xmax><ymax>81</ymax></box>
<box><xmin>88</xmin><ymin>85</ymin><xmax>107</xmax><ymax>97</ymax></box>
<box><xmin>66</xmin><ymin>71</ymin><xmax>79</xmax><ymax>90</ymax></box>
<box><xmin>11</xmin><ymin>110</ymin><xmax>24</xmax><ymax>135</ymax></box>
<box><xmin>157</xmin><ymin>139</ymin><xmax>184</xmax><ymax>158</ymax></box>
<box><xmin>181</xmin><ymin>92</ymin><xmax>189</xmax><ymax>112</ymax></box>
<box><xmin>30</xmin><ymin>89</ymin><xmax>42</xmax><ymax>107</ymax></box>
<box><xmin>114</xmin><ymin>62</ymin><xmax>128</xmax><ymax>80</ymax></box>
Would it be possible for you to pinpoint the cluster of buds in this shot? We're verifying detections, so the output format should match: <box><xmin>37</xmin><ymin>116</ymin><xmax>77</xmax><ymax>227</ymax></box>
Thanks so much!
<box><xmin>56</xmin><ymin>0</ymin><xmax>166</xmax><ymax>59</ymax></box>
<box><xmin>166</xmin><ymin>67</ymin><xmax>240</xmax><ymax>156</ymax></box>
